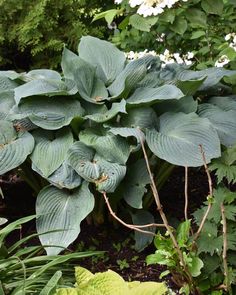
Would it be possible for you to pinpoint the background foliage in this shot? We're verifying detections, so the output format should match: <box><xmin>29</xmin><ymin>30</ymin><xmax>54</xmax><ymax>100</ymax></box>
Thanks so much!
<box><xmin>0</xmin><ymin>0</ymin><xmax>113</xmax><ymax>70</ymax></box>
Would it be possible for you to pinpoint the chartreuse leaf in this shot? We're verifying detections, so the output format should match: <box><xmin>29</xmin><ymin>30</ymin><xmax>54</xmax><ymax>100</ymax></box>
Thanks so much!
<box><xmin>36</xmin><ymin>182</ymin><xmax>94</xmax><ymax>255</ymax></box>
<box><xmin>31</xmin><ymin>127</ymin><xmax>73</xmax><ymax>178</ymax></box>
<box><xmin>14</xmin><ymin>77</ymin><xmax>77</xmax><ymax>105</ymax></box>
<box><xmin>123</xmin><ymin>160</ymin><xmax>150</xmax><ymax>209</ymax></box>
<box><xmin>0</xmin><ymin>91</ymin><xmax>15</xmax><ymax>120</ymax></box>
<box><xmin>108</xmin><ymin>56</ymin><xmax>156</xmax><ymax>98</ymax></box>
<box><xmin>67</xmin><ymin>142</ymin><xmax>126</xmax><ymax>193</ymax></box>
<box><xmin>78</xmin><ymin>36</ymin><xmax>126</xmax><ymax>85</ymax></box>
<box><xmin>85</xmin><ymin>99</ymin><xmax>126</xmax><ymax>123</ymax></box>
<box><xmin>146</xmin><ymin>112</ymin><xmax>221</xmax><ymax>167</ymax></box>
<box><xmin>177</xmin><ymin>220</ymin><xmax>191</xmax><ymax>247</ymax></box>
<box><xmin>17</xmin><ymin>96</ymin><xmax>84</xmax><ymax>130</ymax></box>
<box><xmin>0</xmin><ymin>120</ymin><xmax>34</xmax><ymax>175</ymax></box>
<box><xmin>126</xmin><ymin>85</ymin><xmax>184</xmax><ymax>106</ymax></box>
<box><xmin>61</xmin><ymin>47</ymin><xmax>108</xmax><ymax>104</ymax></box>
<box><xmin>188</xmin><ymin>255</ymin><xmax>204</xmax><ymax>277</ymax></box>
<box><xmin>198</xmin><ymin>103</ymin><xmax>236</xmax><ymax>147</ymax></box>
<box><xmin>56</xmin><ymin>267</ymin><xmax>168</xmax><ymax>295</ymax></box>
<box><xmin>79</xmin><ymin>128</ymin><xmax>130</xmax><ymax>165</ymax></box>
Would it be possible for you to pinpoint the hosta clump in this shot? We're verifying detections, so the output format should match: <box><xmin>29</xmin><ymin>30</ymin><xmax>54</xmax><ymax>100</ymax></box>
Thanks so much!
<box><xmin>0</xmin><ymin>36</ymin><xmax>236</xmax><ymax>255</ymax></box>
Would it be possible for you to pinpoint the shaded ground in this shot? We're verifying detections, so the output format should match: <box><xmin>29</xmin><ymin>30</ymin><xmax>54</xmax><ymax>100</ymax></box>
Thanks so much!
<box><xmin>1</xmin><ymin>166</ymin><xmax>235</xmax><ymax>293</ymax></box>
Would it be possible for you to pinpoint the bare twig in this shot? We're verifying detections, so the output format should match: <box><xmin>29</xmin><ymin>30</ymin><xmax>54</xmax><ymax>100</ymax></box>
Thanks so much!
<box><xmin>184</xmin><ymin>166</ymin><xmax>189</xmax><ymax>221</ymax></box>
<box><xmin>138</xmin><ymin>132</ymin><xmax>191</xmax><ymax>277</ymax></box>
<box><xmin>193</xmin><ymin>145</ymin><xmax>213</xmax><ymax>242</ymax></box>
<box><xmin>102</xmin><ymin>192</ymin><xmax>165</xmax><ymax>236</ymax></box>
<box><xmin>221</xmin><ymin>203</ymin><xmax>229</xmax><ymax>292</ymax></box>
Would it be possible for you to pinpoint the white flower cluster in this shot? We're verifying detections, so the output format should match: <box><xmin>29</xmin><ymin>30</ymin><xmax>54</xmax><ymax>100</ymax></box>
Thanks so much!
<box><xmin>224</xmin><ymin>32</ymin><xmax>236</xmax><ymax>52</ymax></box>
<box><xmin>115</xmin><ymin>0</ymin><xmax>188</xmax><ymax>17</ymax></box>
<box><xmin>214</xmin><ymin>32</ymin><xmax>236</xmax><ymax>67</ymax></box>
<box><xmin>125</xmin><ymin>49</ymin><xmax>194</xmax><ymax>67</ymax></box>
<box><xmin>215</xmin><ymin>55</ymin><xmax>230</xmax><ymax>68</ymax></box>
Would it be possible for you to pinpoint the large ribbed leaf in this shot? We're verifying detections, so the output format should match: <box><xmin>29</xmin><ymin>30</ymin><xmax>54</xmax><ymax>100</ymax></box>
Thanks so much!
<box><xmin>0</xmin><ymin>75</ymin><xmax>18</xmax><ymax>91</ymax></box>
<box><xmin>155</xmin><ymin>96</ymin><xmax>198</xmax><ymax>116</ymax></box>
<box><xmin>108</xmin><ymin>127</ymin><xmax>145</xmax><ymax>144</ymax></box>
<box><xmin>108</xmin><ymin>57</ymin><xmax>154</xmax><ymax>98</ymax></box>
<box><xmin>121</xmin><ymin>107</ymin><xmax>158</xmax><ymax>129</ymax></box>
<box><xmin>61</xmin><ymin>48</ymin><xmax>108</xmax><ymax>104</ymax></box>
<box><xmin>198</xmin><ymin>103</ymin><xmax>236</xmax><ymax>147</ymax></box>
<box><xmin>123</xmin><ymin>160</ymin><xmax>150</xmax><ymax>209</ymax></box>
<box><xmin>45</xmin><ymin>162</ymin><xmax>82</xmax><ymax>189</ymax></box>
<box><xmin>85</xmin><ymin>100</ymin><xmax>126</xmax><ymax>123</ymax></box>
<box><xmin>0</xmin><ymin>120</ymin><xmax>34</xmax><ymax>175</ymax></box>
<box><xmin>18</xmin><ymin>96</ymin><xmax>84</xmax><ymax>130</ymax></box>
<box><xmin>126</xmin><ymin>85</ymin><xmax>184</xmax><ymax>106</ymax></box>
<box><xmin>0</xmin><ymin>91</ymin><xmax>15</xmax><ymax>119</ymax></box>
<box><xmin>176</xmin><ymin>68</ymin><xmax>236</xmax><ymax>91</ymax></box>
<box><xmin>79</xmin><ymin>128</ymin><xmax>130</xmax><ymax>165</ymax></box>
<box><xmin>208</xmin><ymin>96</ymin><xmax>236</xmax><ymax>112</ymax></box>
<box><xmin>31</xmin><ymin>128</ymin><xmax>73</xmax><ymax>177</ymax></box>
<box><xmin>36</xmin><ymin>182</ymin><xmax>94</xmax><ymax>255</ymax></box>
<box><xmin>67</xmin><ymin>142</ymin><xmax>126</xmax><ymax>192</ymax></box>
<box><xmin>14</xmin><ymin>78</ymin><xmax>77</xmax><ymax>105</ymax></box>
<box><xmin>146</xmin><ymin>112</ymin><xmax>221</xmax><ymax>167</ymax></box>
<box><xmin>78</xmin><ymin>36</ymin><xmax>126</xmax><ymax>85</ymax></box>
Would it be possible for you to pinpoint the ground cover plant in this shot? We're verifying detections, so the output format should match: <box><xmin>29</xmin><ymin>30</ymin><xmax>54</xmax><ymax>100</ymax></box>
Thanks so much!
<box><xmin>0</xmin><ymin>36</ymin><xmax>236</xmax><ymax>294</ymax></box>
<box><xmin>0</xmin><ymin>216</ymin><xmax>101</xmax><ymax>294</ymax></box>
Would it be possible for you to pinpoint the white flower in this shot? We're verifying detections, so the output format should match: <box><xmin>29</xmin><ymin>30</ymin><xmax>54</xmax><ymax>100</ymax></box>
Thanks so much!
<box><xmin>114</xmin><ymin>0</ymin><xmax>123</xmax><ymax>3</ymax></box>
<box><xmin>187</xmin><ymin>51</ymin><xmax>194</xmax><ymax>59</ymax></box>
<box><xmin>225</xmin><ymin>33</ymin><xmax>232</xmax><ymax>41</ymax></box>
<box><xmin>215</xmin><ymin>55</ymin><xmax>230</xmax><ymax>67</ymax></box>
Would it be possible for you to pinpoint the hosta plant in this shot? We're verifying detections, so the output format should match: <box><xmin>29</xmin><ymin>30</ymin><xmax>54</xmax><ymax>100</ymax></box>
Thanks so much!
<box><xmin>54</xmin><ymin>266</ymin><xmax>168</xmax><ymax>295</ymax></box>
<box><xmin>0</xmin><ymin>36</ymin><xmax>236</xmax><ymax>255</ymax></box>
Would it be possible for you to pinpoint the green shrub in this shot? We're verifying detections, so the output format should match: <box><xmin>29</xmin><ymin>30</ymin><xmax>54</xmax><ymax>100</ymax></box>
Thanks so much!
<box><xmin>0</xmin><ymin>0</ymin><xmax>113</xmax><ymax>70</ymax></box>
<box><xmin>0</xmin><ymin>36</ymin><xmax>236</xmax><ymax>256</ymax></box>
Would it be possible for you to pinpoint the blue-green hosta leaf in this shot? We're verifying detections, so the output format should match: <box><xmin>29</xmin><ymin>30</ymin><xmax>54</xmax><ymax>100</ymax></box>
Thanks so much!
<box><xmin>176</xmin><ymin>67</ymin><xmax>236</xmax><ymax>91</ymax></box>
<box><xmin>85</xmin><ymin>99</ymin><xmax>126</xmax><ymax>123</ymax></box>
<box><xmin>61</xmin><ymin>48</ymin><xmax>108</xmax><ymax>104</ymax></box>
<box><xmin>67</xmin><ymin>142</ymin><xmax>126</xmax><ymax>192</ymax></box>
<box><xmin>0</xmin><ymin>75</ymin><xmax>18</xmax><ymax>91</ymax></box>
<box><xmin>14</xmin><ymin>78</ymin><xmax>77</xmax><ymax>105</ymax></box>
<box><xmin>46</xmin><ymin>162</ymin><xmax>82</xmax><ymax>190</ymax></box>
<box><xmin>31</xmin><ymin>128</ymin><xmax>73</xmax><ymax>178</ymax></box>
<box><xmin>126</xmin><ymin>85</ymin><xmax>184</xmax><ymax>106</ymax></box>
<box><xmin>23</xmin><ymin>69</ymin><xmax>62</xmax><ymax>81</ymax></box>
<box><xmin>79</xmin><ymin>128</ymin><xmax>130</xmax><ymax>165</ymax></box>
<box><xmin>198</xmin><ymin>103</ymin><xmax>236</xmax><ymax>147</ymax></box>
<box><xmin>146</xmin><ymin>112</ymin><xmax>221</xmax><ymax>167</ymax></box>
<box><xmin>123</xmin><ymin>160</ymin><xmax>150</xmax><ymax>209</ymax></box>
<box><xmin>36</xmin><ymin>182</ymin><xmax>94</xmax><ymax>255</ymax></box>
<box><xmin>0</xmin><ymin>91</ymin><xmax>15</xmax><ymax>119</ymax></box>
<box><xmin>0</xmin><ymin>120</ymin><xmax>34</xmax><ymax>175</ymax></box>
<box><xmin>121</xmin><ymin>107</ymin><xmax>158</xmax><ymax>129</ymax></box>
<box><xmin>174</xmin><ymin>77</ymin><xmax>206</xmax><ymax>96</ymax></box>
<box><xmin>17</xmin><ymin>96</ymin><xmax>84</xmax><ymax>130</ymax></box>
<box><xmin>132</xmin><ymin>210</ymin><xmax>155</xmax><ymax>251</ymax></box>
<box><xmin>208</xmin><ymin>95</ymin><xmax>236</xmax><ymax>112</ymax></box>
<box><xmin>108</xmin><ymin>56</ymin><xmax>156</xmax><ymax>98</ymax></box>
<box><xmin>155</xmin><ymin>96</ymin><xmax>198</xmax><ymax>116</ymax></box>
<box><xmin>108</xmin><ymin>127</ymin><xmax>145</xmax><ymax>144</ymax></box>
<box><xmin>78</xmin><ymin>36</ymin><xmax>126</xmax><ymax>85</ymax></box>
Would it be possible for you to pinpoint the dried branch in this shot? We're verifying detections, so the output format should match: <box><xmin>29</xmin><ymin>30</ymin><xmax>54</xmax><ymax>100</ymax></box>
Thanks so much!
<box><xmin>184</xmin><ymin>166</ymin><xmax>189</xmax><ymax>221</ymax></box>
<box><xmin>102</xmin><ymin>192</ymin><xmax>165</xmax><ymax>236</ymax></box>
<box><xmin>193</xmin><ymin>145</ymin><xmax>213</xmax><ymax>242</ymax></box>
<box><xmin>138</xmin><ymin>132</ymin><xmax>191</xmax><ymax>277</ymax></box>
<box><xmin>221</xmin><ymin>203</ymin><xmax>229</xmax><ymax>292</ymax></box>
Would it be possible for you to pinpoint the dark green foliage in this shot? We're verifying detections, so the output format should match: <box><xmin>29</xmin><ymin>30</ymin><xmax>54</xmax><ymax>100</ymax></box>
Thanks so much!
<box><xmin>0</xmin><ymin>0</ymin><xmax>113</xmax><ymax>70</ymax></box>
